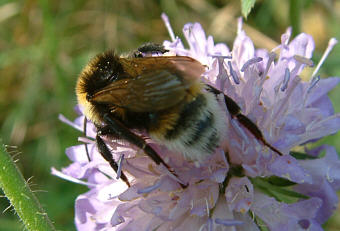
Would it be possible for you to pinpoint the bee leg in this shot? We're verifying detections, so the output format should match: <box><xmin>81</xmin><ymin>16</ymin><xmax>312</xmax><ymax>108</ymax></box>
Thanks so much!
<box><xmin>207</xmin><ymin>86</ymin><xmax>283</xmax><ymax>156</ymax></box>
<box><xmin>101</xmin><ymin>114</ymin><xmax>187</xmax><ymax>188</ymax></box>
<box><xmin>96</xmin><ymin>134</ymin><xmax>131</xmax><ymax>187</ymax></box>
<box><xmin>137</xmin><ymin>43</ymin><xmax>168</xmax><ymax>54</ymax></box>
<box><xmin>132</xmin><ymin>43</ymin><xmax>169</xmax><ymax>58</ymax></box>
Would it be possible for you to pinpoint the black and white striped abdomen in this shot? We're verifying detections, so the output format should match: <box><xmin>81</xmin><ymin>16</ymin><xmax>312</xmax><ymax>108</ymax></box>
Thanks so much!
<box><xmin>150</xmin><ymin>90</ymin><xmax>227</xmax><ymax>162</ymax></box>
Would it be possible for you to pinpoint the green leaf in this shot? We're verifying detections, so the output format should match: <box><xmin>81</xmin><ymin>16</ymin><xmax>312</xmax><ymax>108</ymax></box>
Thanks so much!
<box><xmin>241</xmin><ymin>0</ymin><xmax>256</xmax><ymax>18</ymax></box>
<box><xmin>290</xmin><ymin>151</ymin><xmax>317</xmax><ymax>160</ymax></box>
<box><xmin>252</xmin><ymin>213</ymin><xmax>270</xmax><ymax>231</ymax></box>
<box><xmin>252</xmin><ymin>177</ymin><xmax>309</xmax><ymax>204</ymax></box>
<box><xmin>266</xmin><ymin>176</ymin><xmax>296</xmax><ymax>187</ymax></box>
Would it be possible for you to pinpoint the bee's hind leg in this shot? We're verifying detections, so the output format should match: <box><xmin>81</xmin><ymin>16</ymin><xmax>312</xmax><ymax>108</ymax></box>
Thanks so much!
<box><xmin>207</xmin><ymin>85</ymin><xmax>283</xmax><ymax>156</ymax></box>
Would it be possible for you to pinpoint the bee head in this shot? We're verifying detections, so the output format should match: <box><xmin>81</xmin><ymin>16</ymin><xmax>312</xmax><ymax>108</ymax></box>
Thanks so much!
<box><xmin>77</xmin><ymin>51</ymin><xmax>124</xmax><ymax>102</ymax></box>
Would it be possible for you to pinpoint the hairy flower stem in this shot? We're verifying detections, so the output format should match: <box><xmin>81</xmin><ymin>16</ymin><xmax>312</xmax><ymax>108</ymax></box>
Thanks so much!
<box><xmin>0</xmin><ymin>142</ymin><xmax>56</xmax><ymax>231</ymax></box>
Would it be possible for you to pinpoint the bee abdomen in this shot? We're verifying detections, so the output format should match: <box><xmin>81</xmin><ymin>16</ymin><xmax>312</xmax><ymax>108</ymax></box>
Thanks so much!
<box><xmin>165</xmin><ymin>94</ymin><xmax>207</xmax><ymax>140</ymax></box>
<box><xmin>151</xmin><ymin>91</ymin><xmax>226</xmax><ymax>162</ymax></box>
<box><xmin>185</xmin><ymin>111</ymin><xmax>214</xmax><ymax>145</ymax></box>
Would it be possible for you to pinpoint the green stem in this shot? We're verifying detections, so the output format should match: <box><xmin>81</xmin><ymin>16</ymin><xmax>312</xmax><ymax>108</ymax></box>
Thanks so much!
<box><xmin>289</xmin><ymin>0</ymin><xmax>302</xmax><ymax>37</ymax></box>
<box><xmin>0</xmin><ymin>141</ymin><xmax>56</xmax><ymax>231</ymax></box>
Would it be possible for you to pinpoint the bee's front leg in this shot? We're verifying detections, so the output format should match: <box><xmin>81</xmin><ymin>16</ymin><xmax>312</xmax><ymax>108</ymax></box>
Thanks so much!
<box><xmin>96</xmin><ymin>134</ymin><xmax>131</xmax><ymax>187</ymax></box>
<box><xmin>100</xmin><ymin>114</ymin><xmax>186</xmax><ymax>188</ymax></box>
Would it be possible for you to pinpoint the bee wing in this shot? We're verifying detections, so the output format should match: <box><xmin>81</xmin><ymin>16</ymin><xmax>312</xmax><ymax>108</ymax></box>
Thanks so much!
<box><xmin>91</xmin><ymin>56</ymin><xmax>205</xmax><ymax>112</ymax></box>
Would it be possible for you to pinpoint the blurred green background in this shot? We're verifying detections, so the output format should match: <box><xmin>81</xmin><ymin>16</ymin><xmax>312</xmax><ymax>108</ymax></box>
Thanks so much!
<box><xmin>0</xmin><ymin>0</ymin><xmax>339</xmax><ymax>230</ymax></box>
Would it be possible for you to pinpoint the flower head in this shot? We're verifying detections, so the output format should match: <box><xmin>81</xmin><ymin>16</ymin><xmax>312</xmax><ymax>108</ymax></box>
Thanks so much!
<box><xmin>54</xmin><ymin>14</ymin><xmax>340</xmax><ymax>230</ymax></box>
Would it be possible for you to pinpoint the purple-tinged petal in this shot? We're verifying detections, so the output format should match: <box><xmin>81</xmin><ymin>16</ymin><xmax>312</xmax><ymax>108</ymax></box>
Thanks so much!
<box><xmin>254</xmin><ymin>49</ymin><xmax>269</xmax><ymax>73</ymax></box>
<box><xmin>183</xmin><ymin>23</ymin><xmax>207</xmax><ymax>57</ymax></box>
<box><xmin>232</xmin><ymin>34</ymin><xmax>255</xmax><ymax>78</ymax></box>
<box><xmin>188</xmin><ymin>182</ymin><xmax>219</xmax><ymax>217</ymax></box>
<box><xmin>60</xmin><ymin>162</ymin><xmax>94</xmax><ymax>180</ymax></box>
<box><xmin>75</xmin><ymin>192</ymin><xmax>123</xmax><ymax>230</ymax></box>
<box><xmin>111</xmin><ymin>212</ymin><xmax>125</xmax><ymax>226</ymax></box>
<box><xmin>295</xmin><ymin>180</ymin><xmax>338</xmax><ymax>224</ymax></box>
<box><xmin>309</xmin><ymin>94</ymin><xmax>335</xmax><ymax>118</ymax></box>
<box><xmin>210</xmin><ymin>167</ymin><xmax>228</xmax><ymax>183</ymax></box>
<box><xmin>280</xmin><ymin>114</ymin><xmax>306</xmax><ymax>134</ymax></box>
<box><xmin>225</xmin><ymin>177</ymin><xmax>254</xmax><ymax>213</ymax></box>
<box><xmin>212</xmin><ymin>42</ymin><xmax>230</xmax><ymax>56</ymax></box>
<box><xmin>303</xmin><ymin>114</ymin><xmax>340</xmax><ymax>142</ymax></box>
<box><xmin>233</xmin><ymin>212</ymin><xmax>260</xmax><ymax>231</ymax></box>
<box><xmin>252</xmin><ymin>192</ymin><xmax>322</xmax><ymax>231</ymax></box>
<box><xmin>175</xmin><ymin>216</ymin><xmax>206</xmax><ymax>231</ymax></box>
<box><xmin>65</xmin><ymin>144</ymin><xmax>91</xmax><ymax>163</ymax></box>
<box><xmin>300</xmin><ymin>145</ymin><xmax>340</xmax><ymax>189</ymax></box>
<box><xmin>301</xmin><ymin>219</ymin><xmax>323</xmax><ymax>231</ymax></box>
<box><xmin>75</xmin><ymin>196</ymin><xmax>96</xmax><ymax>224</ymax></box>
<box><xmin>211</xmin><ymin>196</ymin><xmax>241</xmax><ymax>230</ymax></box>
<box><xmin>215</xmin><ymin>218</ymin><xmax>244</xmax><ymax>226</ymax></box>
<box><xmin>268</xmin><ymin>155</ymin><xmax>312</xmax><ymax>184</ymax></box>
<box><xmin>58</xmin><ymin>114</ymin><xmax>83</xmax><ymax>132</ymax></box>
<box><xmin>281</xmin><ymin>33</ymin><xmax>315</xmax><ymax>59</ymax></box>
<box><xmin>306</xmin><ymin>77</ymin><xmax>340</xmax><ymax>106</ymax></box>
<box><xmin>280</xmin><ymin>27</ymin><xmax>292</xmax><ymax>50</ymax></box>
<box><xmin>282</xmin><ymin>197</ymin><xmax>322</xmax><ymax>220</ymax></box>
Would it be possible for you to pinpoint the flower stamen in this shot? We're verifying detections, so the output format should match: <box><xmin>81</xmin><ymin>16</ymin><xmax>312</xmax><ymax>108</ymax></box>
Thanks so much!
<box><xmin>215</xmin><ymin>57</ymin><xmax>228</xmax><ymax>89</ymax></box>
<box><xmin>293</xmin><ymin>55</ymin><xmax>314</xmax><ymax>67</ymax></box>
<box><xmin>205</xmin><ymin>197</ymin><xmax>210</xmax><ymax>217</ymax></box>
<box><xmin>228</xmin><ymin>61</ymin><xmax>240</xmax><ymax>84</ymax></box>
<box><xmin>263</xmin><ymin>52</ymin><xmax>276</xmax><ymax>78</ymax></box>
<box><xmin>210</xmin><ymin>55</ymin><xmax>232</xmax><ymax>59</ymax></box>
<box><xmin>137</xmin><ymin>179</ymin><xmax>162</xmax><ymax>194</ymax></box>
<box><xmin>311</xmin><ymin>38</ymin><xmax>338</xmax><ymax>79</ymax></box>
<box><xmin>161</xmin><ymin>13</ymin><xmax>176</xmax><ymax>42</ymax></box>
<box><xmin>326</xmin><ymin>167</ymin><xmax>334</xmax><ymax>183</ymax></box>
<box><xmin>307</xmin><ymin>75</ymin><xmax>320</xmax><ymax>94</ymax></box>
<box><xmin>51</xmin><ymin>168</ymin><xmax>96</xmax><ymax>187</ymax></box>
<box><xmin>241</xmin><ymin>57</ymin><xmax>263</xmax><ymax>72</ymax></box>
<box><xmin>280</xmin><ymin>68</ymin><xmax>290</xmax><ymax>91</ymax></box>
<box><xmin>230</xmin><ymin>119</ymin><xmax>249</xmax><ymax>144</ymax></box>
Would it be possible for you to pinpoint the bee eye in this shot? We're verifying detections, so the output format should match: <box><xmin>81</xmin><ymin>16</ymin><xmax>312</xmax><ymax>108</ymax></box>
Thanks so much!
<box><xmin>86</xmin><ymin>93</ymin><xmax>93</xmax><ymax>102</ymax></box>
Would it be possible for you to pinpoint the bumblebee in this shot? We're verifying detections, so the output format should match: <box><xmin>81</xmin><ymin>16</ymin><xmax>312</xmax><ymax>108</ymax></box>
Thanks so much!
<box><xmin>76</xmin><ymin>44</ymin><xmax>282</xmax><ymax>187</ymax></box>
